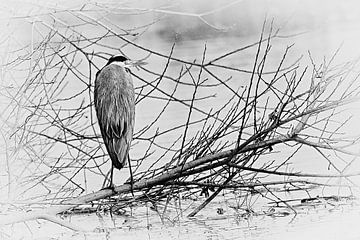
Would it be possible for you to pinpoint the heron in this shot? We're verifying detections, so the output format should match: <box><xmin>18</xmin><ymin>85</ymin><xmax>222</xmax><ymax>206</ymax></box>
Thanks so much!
<box><xmin>94</xmin><ymin>55</ymin><xmax>135</xmax><ymax>189</ymax></box>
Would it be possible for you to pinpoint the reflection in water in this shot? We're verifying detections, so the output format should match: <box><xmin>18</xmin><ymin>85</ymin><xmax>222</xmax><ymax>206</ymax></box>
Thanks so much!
<box><xmin>3</xmin><ymin>196</ymin><xmax>359</xmax><ymax>240</ymax></box>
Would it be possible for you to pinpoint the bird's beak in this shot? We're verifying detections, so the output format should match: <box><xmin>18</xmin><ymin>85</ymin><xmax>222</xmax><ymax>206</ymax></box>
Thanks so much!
<box><xmin>124</xmin><ymin>59</ymin><xmax>148</xmax><ymax>70</ymax></box>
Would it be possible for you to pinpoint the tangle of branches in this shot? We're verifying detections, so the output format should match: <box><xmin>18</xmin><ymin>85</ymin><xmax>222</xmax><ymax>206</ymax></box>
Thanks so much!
<box><xmin>1</xmin><ymin>2</ymin><xmax>360</xmax><ymax>230</ymax></box>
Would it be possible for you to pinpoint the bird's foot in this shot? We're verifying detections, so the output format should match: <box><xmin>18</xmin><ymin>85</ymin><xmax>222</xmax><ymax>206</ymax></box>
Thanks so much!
<box><xmin>125</xmin><ymin>182</ymin><xmax>135</xmax><ymax>197</ymax></box>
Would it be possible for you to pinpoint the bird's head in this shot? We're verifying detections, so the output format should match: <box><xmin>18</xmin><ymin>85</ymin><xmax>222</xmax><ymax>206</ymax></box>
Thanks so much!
<box><xmin>106</xmin><ymin>55</ymin><xmax>132</xmax><ymax>68</ymax></box>
<box><xmin>106</xmin><ymin>55</ymin><xmax>148</xmax><ymax>70</ymax></box>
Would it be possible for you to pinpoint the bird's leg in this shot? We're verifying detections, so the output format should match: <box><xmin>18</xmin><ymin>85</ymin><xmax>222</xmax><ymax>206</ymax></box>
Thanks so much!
<box><xmin>109</xmin><ymin>165</ymin><xmax>114</xmax><ymax>188</ymax></box>
<box><xmin>127</xmin><ymin>155</ymin><xmax>135</xmax><ymax>197</ymax></box>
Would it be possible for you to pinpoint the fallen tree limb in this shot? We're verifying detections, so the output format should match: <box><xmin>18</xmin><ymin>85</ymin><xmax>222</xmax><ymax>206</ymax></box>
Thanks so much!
<box><xmin>2</xmin><ymin>93</ymin><xmax>359</xmax><ymax>226</ymax></box>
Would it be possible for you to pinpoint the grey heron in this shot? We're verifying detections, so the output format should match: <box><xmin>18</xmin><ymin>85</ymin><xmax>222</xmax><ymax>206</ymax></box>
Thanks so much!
<box><xmin>94</xmin><ymin>55</ymin><xmax>135</xmax><ymax>189</ymax></box>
